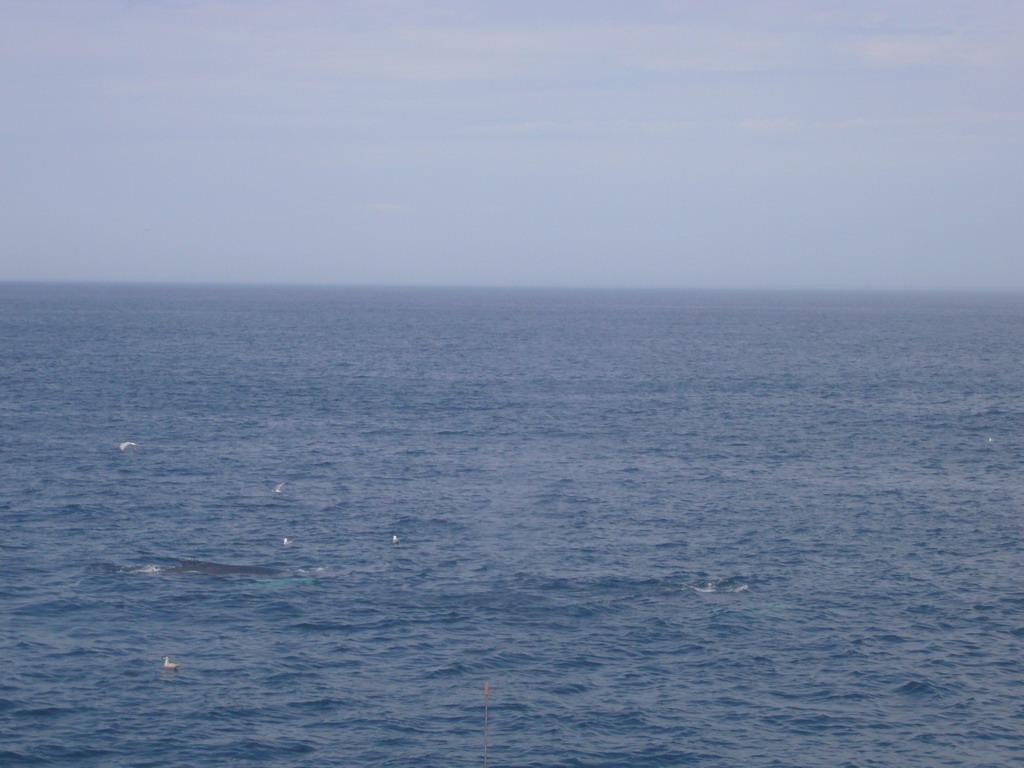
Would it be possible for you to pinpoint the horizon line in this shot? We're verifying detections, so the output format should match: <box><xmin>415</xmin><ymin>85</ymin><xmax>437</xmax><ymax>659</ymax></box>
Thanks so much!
<box><xmin>2</xmin><ymin>278</ymin><xmax>1024</xmax><ymax>295</ymax></box>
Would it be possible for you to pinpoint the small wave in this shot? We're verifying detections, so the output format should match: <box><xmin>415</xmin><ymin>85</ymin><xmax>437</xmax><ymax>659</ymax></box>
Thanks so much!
<box><xmin>691</xmin><ymin>579</ymin><xmax>750</xmax><ymax>594</ymax></box>
<box><xmin>894</xmin><ymin>679</ymin><xmax>950</xmax><ymax>698</ymax></box>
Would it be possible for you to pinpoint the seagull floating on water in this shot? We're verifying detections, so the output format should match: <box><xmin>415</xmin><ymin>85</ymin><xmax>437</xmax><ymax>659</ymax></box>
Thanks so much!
<box><xmin>163</xmin><ymin>656</ymin><xmax>179</xmax><ymax>670</ymax></box>
<box><xmin>283</xmin><ymin>537</ymin><xmax>293</xmax><ymax>545</ymax></box>
<box><xmin>392</xmin><ymin>535</ymin><xmax>399</xmax><ymax>545</ymax></box>
<box><xmin>272</xmin><ymin>482</ymin><xmax>285</xmax><ymax>493</ymax></box>
<box><xmin>119</xmin><ymin>442</ymin><xmax>138</xmax><ymax>452</ymax></box>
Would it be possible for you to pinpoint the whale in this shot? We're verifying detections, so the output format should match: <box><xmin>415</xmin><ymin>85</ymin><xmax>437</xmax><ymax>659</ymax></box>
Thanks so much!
<box><xmin>163</xmin><ymin>559</ymin><xmax>283</xmax><ymax>576</ymax></box>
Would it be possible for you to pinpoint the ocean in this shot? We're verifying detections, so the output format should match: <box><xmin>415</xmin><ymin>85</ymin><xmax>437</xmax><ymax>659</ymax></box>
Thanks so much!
<box><xmin>1</xmin><ymin>283</ymin><xmax>1022</xmax><ymax>767</ymax></box>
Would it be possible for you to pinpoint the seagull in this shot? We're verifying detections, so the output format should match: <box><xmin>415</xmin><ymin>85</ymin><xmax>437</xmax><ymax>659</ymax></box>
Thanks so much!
<box><xmin>282</xmin><ymin>537</ymin><xmax>293</xmax><ymax>545</ymax></box>
<box><xmin>163</xmin><ymin>656</ymin><xmax>179</xmax><ymax>670</ymax></box>
<box><xmin>392</xmin><ymin>535</ymin><xmax>399</xmax><ymax>545</ymax></box>
<box><xmin>272</xmin><ymin>482</ymin><xmax>285</xmax><ymax>493</ymax></box>
<box><xmin>119</xmin><ymin>442</ymin><xmax>138</xmax><ymax>452</ymax></box>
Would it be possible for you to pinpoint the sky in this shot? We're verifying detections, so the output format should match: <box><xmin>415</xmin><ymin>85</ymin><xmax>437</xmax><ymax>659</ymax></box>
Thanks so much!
<box><xmin>2</xmin><ymin>0</ymin><xmax>1022</xmax><ymax>290</ymax></box>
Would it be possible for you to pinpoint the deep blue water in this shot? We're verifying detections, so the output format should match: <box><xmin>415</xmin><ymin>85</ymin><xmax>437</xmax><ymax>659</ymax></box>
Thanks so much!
<box><xmin>2</xmin><ymin>283</ymin><xmax>1023</xmax><ymax>767</ymax></box>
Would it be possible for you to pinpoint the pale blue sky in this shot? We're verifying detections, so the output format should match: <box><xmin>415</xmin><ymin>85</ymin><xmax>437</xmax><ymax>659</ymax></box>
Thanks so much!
<box><xmin>2</xmin><ymin>0</ymin><xmax>1022</xmax><ymax>289</ymax></box>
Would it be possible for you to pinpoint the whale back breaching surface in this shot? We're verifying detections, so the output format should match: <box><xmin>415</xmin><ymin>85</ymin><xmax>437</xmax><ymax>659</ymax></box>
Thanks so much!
<box><xmin>163</xmin><ymin>559</ymin><xmax>283</xmax><ymax>576</ymax></box>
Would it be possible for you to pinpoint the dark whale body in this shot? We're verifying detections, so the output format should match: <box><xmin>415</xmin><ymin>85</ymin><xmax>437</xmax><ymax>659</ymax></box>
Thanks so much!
<box><xmin>164</xmin><ymin>559</ymin><xmax>283</xmax><ymax>576</ymax></box>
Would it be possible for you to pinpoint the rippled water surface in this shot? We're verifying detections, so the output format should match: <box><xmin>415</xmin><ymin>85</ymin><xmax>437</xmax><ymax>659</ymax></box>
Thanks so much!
<box><xmin>2</xmin><ymin>284</ymin><xmax>1023</xmax><ymax>767</ymax></box>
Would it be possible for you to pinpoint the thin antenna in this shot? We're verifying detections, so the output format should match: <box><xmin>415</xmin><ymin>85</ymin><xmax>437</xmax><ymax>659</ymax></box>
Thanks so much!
<box><xmin>483</xmin><ymin>681</ymin><xmax>490</xmax><ymax>768</ymax></box>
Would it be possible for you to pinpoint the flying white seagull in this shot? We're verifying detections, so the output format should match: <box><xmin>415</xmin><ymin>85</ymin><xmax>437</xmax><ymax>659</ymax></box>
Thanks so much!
<box><xmin>119</xmin><ymin>442</ymin><xmax>138</xmax><ymax>452</ymax></box>
<box><xmin>272</xmin><ymin>482</ymin><xmax>285</xmax><ymax>493</ymax></box>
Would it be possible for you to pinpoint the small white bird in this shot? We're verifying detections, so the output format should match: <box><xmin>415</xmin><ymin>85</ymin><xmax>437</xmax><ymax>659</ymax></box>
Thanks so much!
<box><xmin>392</xmin><ymin>535</ymin><xmax>399</xmax><ymax>545</ymax></box>
<box><xmin>282</xmin><ymin>537</ymin><xmax>293</xmax><ymax>545</ymax></box>
<box><xmin>272</xmin><ymin>482</ymin><xmax>285</xmax><ymax>493</ymax></box>
<box><xmin>119</xmin><ymin>442</ymin><xmax>138</xmax><ymax>452</ymax></box>
<box><xmin>163</xmin><ymin>656</ymin><xmax>179</xmax><ymax>670</ymax></box>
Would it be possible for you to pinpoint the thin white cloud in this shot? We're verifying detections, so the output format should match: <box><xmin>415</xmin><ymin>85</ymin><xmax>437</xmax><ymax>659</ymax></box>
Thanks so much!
<box><xmin>461</xmin><ymin>121</ymin><xmax>574</xmax><ymax>137</ymax></box>
<box><xmin>353</xmin><ymin>203</ymin><xmax>412</xmax><ymax>213</ymax></box>
<box><xmin>859</xmin><ymin>32</ymin><xmax>1018</xmax><ymax>68</ymax></box>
